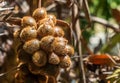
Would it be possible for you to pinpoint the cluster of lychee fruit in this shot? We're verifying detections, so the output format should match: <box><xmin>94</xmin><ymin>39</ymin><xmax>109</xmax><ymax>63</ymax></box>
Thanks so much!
<box><xmin>14</xmin><ymin>7</ymin><xmax>74</xmax><ymax>82</ymax></box>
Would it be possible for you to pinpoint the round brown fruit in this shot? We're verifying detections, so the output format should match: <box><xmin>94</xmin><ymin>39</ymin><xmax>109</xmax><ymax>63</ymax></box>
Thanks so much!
<box><xmin>65</xmin><ymin>45</ymin><xmax>74</xmax><ymax>56</ymax></box>
<box><xmin>32</xmin><ymin>50</ymin><xmax>47</xmax><ymax>67</ymax></box>
<box><xmin>52</xmin><ymin>37</ymin><xmax>68</xmax><ymax>55</ymax></box>
<box><xmin>38</xmin><ymin>18</ymin><xmax>54</xmax><ymax>27</ymax></box>
<box><xmin>40</xmin><ymin>36</ymin><xmax>54</xmax><ymax>52</ymax></box>
<box><xmin>21</xmin><ymin>16</ymin><xmax>36</xmax><ymax>28</ymax></box>
<box><xmin>54</xmin><ymin>26</ymin><xmax>64</xmax><ymax>37</ymax></box>
<box><xmin>37</xmin><ymin>24</ymin><xmax>54</xmax><ymax>38</ymax></box>
<box><xmin>53</xmin><ymin>42</ymin><xmax>67</xmax><ymax>56</ymax></box>
<box><xmin>23</xmin><ymin>39</ymin><xmax>40</xmax><ymax>54</ymax></box>
<box><xmin>32</xmin><ymin>7</ymin><xmax>47</xmax><ymax>21</ymax></box>
<box><xmin>20</xmin><ymin>26</ymin><xmax>37</xmax><ymax>42</ymax></box>
<box><xmin>48</xmin><ymin>52</ymin><xmax>60</xmax><ymax>65</ymax></box>
<box><xmin>47</xmin><ymin>14</ymin><xmax>56</xmax><ymax>25</ymax></box>
<box><xmin>60</xmin><ymin>55</ymin><xmax>71</xmax><ymax>68</ymax></box>
<box><xmin>54</xmin><ymin>37</ymin><xmax>68</xmax><ymax>44</ymax></box>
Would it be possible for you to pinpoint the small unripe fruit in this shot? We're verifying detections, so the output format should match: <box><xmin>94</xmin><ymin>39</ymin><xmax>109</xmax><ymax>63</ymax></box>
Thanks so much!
<box><xmin>54</xmin><ymin>26</ymin><xmax>64</xmax><ymax>37</ymax></box>
<box><xmin>20</xmin><ymin>26</ymin><xmax>37</xmax><ymax>42</ymax></box>
<box><xmin>23</xmin><ymin>39</ymin><xmax>40</xmax><ymax>54</ymax></box>
<box><xmin>60</xmin><ymin>55</ymin><xmax>71</xmax><ymax>68</ymax></box>
<box><xmin>40</xmin><ymin>36</ymin><xmax>54</xmax><ymax>52</ymax></box>
<box><xmin>32</xmin><ymin>8</ymin><xmax>47</xmax><ymax>21</ymax></box>
<box><xmin>32</xmin><ymin>50</ymin><xmax>47</xmax><ymax>67</ymax></box>
<box><xmin>37</xmin><ymin>24</ymin><xmax>54</xmax><ymax>38</ymax></box>
<box><xmin>21</xmin><ymin>16</ymin><xmax>36</xmax><ymax>27</ymax></box>
<box><xmin>65</xmin><ymin>45</ymin><xmax>74</xmax><ymax>56</ymax></box>
<box><xmin>48</xmin><ymin>52</ymin><xmax>60</xmax><ymax>65</ymax></box>
<box><xmin>47</xmin><ymin>14</ymin><xmax>56</xmax><ymax>25</ymax></box>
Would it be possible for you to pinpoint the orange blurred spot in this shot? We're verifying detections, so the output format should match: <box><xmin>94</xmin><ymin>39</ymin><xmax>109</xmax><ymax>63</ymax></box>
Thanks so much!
<box><xmin>88</xmin><ymin>54</ymin><xmax>116</xmax><ymax>66</ymax></box>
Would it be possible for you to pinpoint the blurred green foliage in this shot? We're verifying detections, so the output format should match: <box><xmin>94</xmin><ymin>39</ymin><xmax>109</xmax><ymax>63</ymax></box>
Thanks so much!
<box><xmin>85</xmin><ymin>1</ymin><xmax>120</xmax><ymax>82</ymax></box>
<box><xmin>82</xmin><ymin>0</ymin><xmax>120</xmax><ymax>54</ymax></box>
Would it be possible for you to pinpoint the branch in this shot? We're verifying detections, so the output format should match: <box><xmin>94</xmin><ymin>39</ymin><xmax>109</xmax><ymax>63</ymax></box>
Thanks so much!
<box><xmin>6</xmin><ymin>17</ymin><xmax>21</xmax><ymax>25</ymax></box>
<box><xmin>79</xmin><ymin>13</ymin><xmax>120</xmax><ymax>33</ymax></box>
<box><xmin>0</xmin><ymin>7</ymin><xmax>14</xmax><ymax>11</ymax></box>
<box><xmin>0</xmin><ymin>66</ymin><xmax>18</xmax><ymax>77</ymax></box>
<box><xmin>56</xmin><ymin>19</ymin><xmax>70</xmax><ymax>28</ymax></box>
<box><xmin>54</xmin><ymin>0</ymin><xmax>66</xmax><ymax>3</ymax></box>
<box><xmin>72</xmin><ymin>3</ymin><xmax>87</xmax><ymax>83</ymax></box>
<box><xmin>83</xmin><ymin>0</ymin><xmax>91</xmax><ymax>25</ymax></box>
<box><xmin>46</xmin><ymin>3</ymin><xmax>56</xmax><ymax>11</ymax></box>
<box><xmin>38</xmin><ymin>0</ymin><xmax>41</xmax><ymax>8</ymax></box>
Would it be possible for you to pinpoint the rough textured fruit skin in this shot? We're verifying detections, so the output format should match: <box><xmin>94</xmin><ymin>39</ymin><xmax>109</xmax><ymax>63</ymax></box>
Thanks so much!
<box><xmin>23</xmin><ymin>39</ymin><xmax>40</xmax><ymax>54</ymax></box>
<box><xmin>60</xmin><ymin>55</ymin><xmax>71</xmax><ymax>68</ymax></box>
<box><xmin>48</xmin><ymin>52</ymin><xmax>60</xmax><ymax>65</ymax></box>
<box><xmin>21</xmin><ymin>16</ymin><xmax>37</xmax><ymax>27</ymax></box>
<box><xmin>54</xmin><ymin>26</ymin><xmax>64</xmax><ymax>37</ymax></box>
<box><xmin>20</xmin><ymin>26</ymin><xmax>37</xmax><ymax>42</ymax></box>
<box><xmin>38</xmin><ymin>18</ymin><xmax>54</xmax><ymax>27</ymax></box>
<box><xmin>53</xmin><ymin>42</ymin><xmax>67</xmax><ymax>55</ymax></box>
<box><xmin>37</xmin><ymin>24</ymin><xmax>54</xmax><ymax>38</ymax></box>
<box><xmin>54</xmin><ymin>37</ymin><xmax>68</xmax><ymax>43</ymax></box>
<box><xmin>52</xmin><ymin>37</ymin><xmax>68</xmax><ymax>55</ymax></box>
<box><xmin>32</xmin><ymin>8</ymin><xmax>47</xmax><ymax>21</ymax></box>
<box><xmin>32</xmin><ymin>50</ymin><xmax>47</xmax><ymax>67</ymax></box>
<box><xmin>40</xmin><ymin>36</ymin><xmax>55</xmax><ymax>52</ymax></box>
<box><xmin>47</xmin><ymin>14</ymin><xmax>56</xmax><ymax>25</ymax></box>
<box><xmin>65</xmin><ymin>45</ymin><xmax>74</xmax><ymax>56</ymax></box>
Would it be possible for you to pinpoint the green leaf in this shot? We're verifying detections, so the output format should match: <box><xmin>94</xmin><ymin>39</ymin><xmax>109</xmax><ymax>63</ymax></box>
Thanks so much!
<box><xmin>100</xmin><ymin>33</ymin><xmax>120</xmax><ymax>53</ymax></box>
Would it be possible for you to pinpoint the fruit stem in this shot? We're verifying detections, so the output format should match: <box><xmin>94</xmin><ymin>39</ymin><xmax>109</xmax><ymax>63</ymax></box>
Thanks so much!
<box><xmin>38</xmin><ymin>0</ymin><xmax>41</xmax><ymax>8</ymax></box>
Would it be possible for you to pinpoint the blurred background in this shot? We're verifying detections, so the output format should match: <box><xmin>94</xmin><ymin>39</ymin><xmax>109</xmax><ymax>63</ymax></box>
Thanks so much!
<box><xmin>0</xmin><ymin>0</ymin><xmax>120</xmax><ymax>83</ymax></box>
